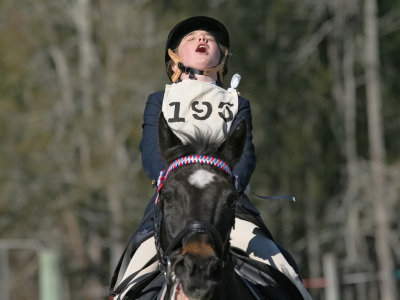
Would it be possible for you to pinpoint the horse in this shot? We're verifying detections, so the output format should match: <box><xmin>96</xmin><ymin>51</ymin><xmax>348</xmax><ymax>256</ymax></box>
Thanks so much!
<box><xmin>152</xmin><ymin>113</ymin><xmax>303</xmax><ymax>300</ymax></box>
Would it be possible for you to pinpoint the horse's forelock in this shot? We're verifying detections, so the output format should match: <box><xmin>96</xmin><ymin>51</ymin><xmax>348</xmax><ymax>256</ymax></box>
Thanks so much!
<box><xmin>164</xmin><ymin>130</ymin><xmax>222</xmax><ymax>164</ymax></box>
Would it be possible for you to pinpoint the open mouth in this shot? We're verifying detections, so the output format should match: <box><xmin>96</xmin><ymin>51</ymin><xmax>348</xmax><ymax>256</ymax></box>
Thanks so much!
<box><xmin>176</xmin><ymin>283</ymin><xmax>189</xmax><ymax>300</ymax></box>
<box><xmin>196</xmin><ymin>44</ymin><xmax>207</xmax><ymax>53</ymax></box>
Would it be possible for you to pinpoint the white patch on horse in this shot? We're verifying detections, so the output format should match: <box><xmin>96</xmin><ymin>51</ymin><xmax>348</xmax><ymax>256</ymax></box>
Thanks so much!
<box><xmin>188</xmin><ymin>170</ymin><xmax>215</xmax><ymax>188</ymax></box>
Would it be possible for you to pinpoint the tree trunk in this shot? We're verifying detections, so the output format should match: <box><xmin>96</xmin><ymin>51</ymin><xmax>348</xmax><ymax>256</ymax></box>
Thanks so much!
<box><xmin>328</xmin><ymin>0</ymin><xmax>361</xmax><ymax>267</ymax></box>
<box><xmin>363</xmin><ymin>0</ymin><xmax>397</xmax><ymax>299</ymax></box>
<box><xmin>73</xmin><ymin>0</ymin><xmax>96</xmax><ymax>117</ymax></box>
<box><xmin>305</xmin><ymin>161</ymin><xmax>321</xmax><ymax>299</ymax></box>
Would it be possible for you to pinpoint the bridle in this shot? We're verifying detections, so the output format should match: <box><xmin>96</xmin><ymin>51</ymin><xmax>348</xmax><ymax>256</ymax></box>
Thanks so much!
<box><xmin>153</xmin><ymin>155</ymin><xmax>235</xmax><ymax>278</ymax></box>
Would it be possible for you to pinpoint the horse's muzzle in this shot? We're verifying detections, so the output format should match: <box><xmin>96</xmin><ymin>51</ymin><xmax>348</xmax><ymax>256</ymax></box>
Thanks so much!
<box><xmin>173</xmin><ymin>235</ymin><xmax>223</xmax><ymax>299</ymax></box>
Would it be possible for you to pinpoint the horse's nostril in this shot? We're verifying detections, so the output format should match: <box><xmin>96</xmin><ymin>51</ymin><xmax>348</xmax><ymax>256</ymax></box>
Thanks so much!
<box><xmin>186</xmin><ymin>256</ymin><xmax>196</xmax><ymax>276</ymax></box>
<box><xmin>174</xmin><ymin>255</ymin><xmax>195</xmax><ymax>277</ymax></box>
<box><xmin>174</xmin><ymin>257</ymin><xmax>185</xmax><ymax>277</ymax></box>
<box><xmin>206</xmin><ymin>257</ymin><xmax>222</xmax><ymax>281</ymax></box>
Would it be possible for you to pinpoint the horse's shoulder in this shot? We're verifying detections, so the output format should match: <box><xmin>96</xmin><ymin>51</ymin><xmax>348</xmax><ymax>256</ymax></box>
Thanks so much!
<box><xmin>232</xmin><ymin>249</ymin><xmax>304</xmax><ymax>299</ymax></box>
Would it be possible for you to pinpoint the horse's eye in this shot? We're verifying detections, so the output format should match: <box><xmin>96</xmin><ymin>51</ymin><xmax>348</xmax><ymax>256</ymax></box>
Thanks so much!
<box><xmin>225</xmin><ymin>193</ymin><xmax>238</xmax><ymax>208</ymax></box>
<box><xmin>161</xmin><ymin>192</ymin><xmax>173</xmax><ymax>203</ymax></box>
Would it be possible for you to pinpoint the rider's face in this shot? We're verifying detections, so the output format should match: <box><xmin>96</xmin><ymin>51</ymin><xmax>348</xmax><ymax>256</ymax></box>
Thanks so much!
<box><xmin>176</xmin><ymin>30</ymin><xmax>221</xmax><ymax>71</ymax></box>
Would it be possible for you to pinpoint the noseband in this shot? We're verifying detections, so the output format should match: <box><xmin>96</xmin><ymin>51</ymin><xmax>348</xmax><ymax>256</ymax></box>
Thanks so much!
<box><xmin>153</xmin><ymin>155</ymin><xmax>235</xmax><ymax>276</ymax></box>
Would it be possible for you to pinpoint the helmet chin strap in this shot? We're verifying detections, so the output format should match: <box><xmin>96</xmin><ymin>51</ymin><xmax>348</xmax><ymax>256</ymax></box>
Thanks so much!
<box><xmin>168</xmin><ymin>48</ymin><xmax>228</xmax><ymax>83</ymax></box>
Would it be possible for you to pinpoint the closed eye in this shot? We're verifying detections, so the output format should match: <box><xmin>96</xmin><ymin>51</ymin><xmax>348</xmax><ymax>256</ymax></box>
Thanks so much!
<box><xmin>225</xmin><ymin>193</ymin><xmax>238</xmax><ymax>208</ymax></box>
<box><xmin>161</xmin><ymin>191</ymin><xmax>173</xmax><ymax>204</ymax></box>
<box><xmin>183</xmin><ymin>33</ymin><xmax>195</xmax><ymax>41</ymax></box>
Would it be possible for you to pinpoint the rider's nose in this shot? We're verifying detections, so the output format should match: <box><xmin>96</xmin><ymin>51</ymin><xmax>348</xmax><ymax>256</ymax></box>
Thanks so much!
<box><xmin>198</xmin><ymin>34</ymin><xmax>207</xmax><ymax>42</ymax></box>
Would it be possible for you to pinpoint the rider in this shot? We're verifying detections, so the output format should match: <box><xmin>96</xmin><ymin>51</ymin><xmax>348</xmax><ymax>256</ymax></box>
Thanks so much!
<box><xmin>111</xmin><ymin>16</ymin><xmax>311</xmax><ymax>299</ymax></box>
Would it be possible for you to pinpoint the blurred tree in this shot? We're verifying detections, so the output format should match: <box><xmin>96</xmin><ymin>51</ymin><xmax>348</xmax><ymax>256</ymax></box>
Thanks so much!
<box><xmin>0</xmin><ymin>0</ymin><xmax>165</xmax><ymax>298</ymax></box>
<box><xmin>364</xmin><ymin>0</ymin><xmax>397</xmax><ymax>299</ymax></box>
<box><xmin>1</xmin><ymin>0</ymin><xmax>399</xmax><ymax>299</ymax></box>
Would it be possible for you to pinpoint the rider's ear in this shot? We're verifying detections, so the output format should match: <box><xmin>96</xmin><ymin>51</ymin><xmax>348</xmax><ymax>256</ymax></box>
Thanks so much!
<box><xmin>158</xmin><ymin>112</ymin><xmax>183</xmax><ymax>161</ymax></box>
<box><xmin>217</xmin><ymin>120</ymin><xmax>247</xmax><ymax>167</ymax></box>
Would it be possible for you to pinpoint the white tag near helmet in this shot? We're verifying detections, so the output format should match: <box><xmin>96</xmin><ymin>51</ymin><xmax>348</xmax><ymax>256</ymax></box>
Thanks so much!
<box><xmin>162</xmin><ymin>80</ymin><xmax>239</xmax><ymax>144</ymax></box>
<box><xmin>228</xmin><ymin>73</ymin><xmax>241</xmax><ymax>92</ymax></box>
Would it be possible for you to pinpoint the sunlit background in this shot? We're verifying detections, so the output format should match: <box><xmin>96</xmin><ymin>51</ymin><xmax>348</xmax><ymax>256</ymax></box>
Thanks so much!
<box><xmin>1</xmin><ymin>0</ymin><xmax>399</xmax><ymax>299</ymax></box>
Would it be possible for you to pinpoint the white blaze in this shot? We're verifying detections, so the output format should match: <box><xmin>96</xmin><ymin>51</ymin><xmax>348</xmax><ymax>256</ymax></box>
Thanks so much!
<box><xmin>188</xmin><ymin>169</ymin><xmax>215</xmax><ymax>188</ymax></box>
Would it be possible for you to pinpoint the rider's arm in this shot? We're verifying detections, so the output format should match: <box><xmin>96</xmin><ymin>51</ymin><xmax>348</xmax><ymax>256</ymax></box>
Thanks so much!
<box><xmin>140</xmin><ymin>91</ymin><xmax>166</xmax><ymax>182</ymax></box>
<box><xmin>231</xmin><ymin>96</ymin><xmax>256</xmax><ymax>192</ymax></box>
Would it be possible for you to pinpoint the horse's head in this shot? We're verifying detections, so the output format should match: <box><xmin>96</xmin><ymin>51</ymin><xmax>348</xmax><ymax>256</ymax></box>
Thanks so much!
<box><xmin>154</xmin><ymin>113</ymin><xmax>247</xmax><ymax>299</ymax></box>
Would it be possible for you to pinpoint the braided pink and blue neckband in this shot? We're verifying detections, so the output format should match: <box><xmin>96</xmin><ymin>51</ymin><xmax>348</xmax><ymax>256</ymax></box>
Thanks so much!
<box><xmin>155</xmin><ymin>155</ymin><xmax>233</xmax><ymax>203</ymax></box>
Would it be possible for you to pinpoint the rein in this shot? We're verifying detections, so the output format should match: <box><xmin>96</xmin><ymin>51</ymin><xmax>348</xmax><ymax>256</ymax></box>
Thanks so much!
<box><xmin>153</xmin><ymin>154</ymin><xmax>234</xmax><ymax>276</ymax></box>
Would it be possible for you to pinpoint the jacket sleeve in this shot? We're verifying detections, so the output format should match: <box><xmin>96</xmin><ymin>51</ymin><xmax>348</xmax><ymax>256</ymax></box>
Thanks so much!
<box><xmin>139</xmin><ymin>92</ymin><xmax>166</xmax><ymax>181</ymax></box>
<box><xmin>231</xmin><ymin>96</ymin><xmax>256</xmax><ymax>192</ymax></box>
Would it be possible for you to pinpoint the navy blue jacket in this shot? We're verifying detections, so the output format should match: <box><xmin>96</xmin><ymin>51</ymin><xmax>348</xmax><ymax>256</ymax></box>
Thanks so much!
<box><xmin>139</xmin><ymin>91</ymin><xmax>256</xmax><ymax>192</ymax></box>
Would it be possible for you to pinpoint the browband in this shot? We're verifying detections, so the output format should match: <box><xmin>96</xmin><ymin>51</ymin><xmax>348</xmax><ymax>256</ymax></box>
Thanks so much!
<box><xmin>155</xmin><ymin>155</ymin><xmax>233</xmax><ymax>204</ymax></box>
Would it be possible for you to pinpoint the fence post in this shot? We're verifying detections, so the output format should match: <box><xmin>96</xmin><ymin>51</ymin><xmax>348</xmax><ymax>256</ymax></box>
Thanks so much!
<box><xmin>39</xmin><ymin>249</ymin><xmax>61</xmax><ymax>300</ymax></box>
<box><xmin>0</xmin><ymin>249</ymin><xmax>10</xmax><ymax>300</ymax></box>
<box><xmin>323</xmin><ymin>253</ymin><xmax>339</xmax><ymax>300</ymax></box>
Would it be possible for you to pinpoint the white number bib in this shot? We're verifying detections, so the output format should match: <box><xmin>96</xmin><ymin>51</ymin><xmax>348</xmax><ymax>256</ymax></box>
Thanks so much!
<box><xmin>162</xmin><ymin>80</ymin><xmax>239</xmax><ymax>143</ymax></box>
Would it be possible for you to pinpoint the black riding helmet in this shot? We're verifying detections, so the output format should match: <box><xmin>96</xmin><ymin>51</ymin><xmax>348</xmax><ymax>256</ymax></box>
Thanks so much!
<box><xmin>165</xmin><ymin>16</ymin><xmax>230</xmax><ymax>62</ymax></box>
<box><xmin>165</xmin><ymin>16</ymin><xmax>230</xmax><ymax>84</ymax></box>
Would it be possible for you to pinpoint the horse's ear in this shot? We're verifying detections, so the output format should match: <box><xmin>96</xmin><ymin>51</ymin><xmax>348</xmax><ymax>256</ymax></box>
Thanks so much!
<box><xmin>158</xmin><ymin>112</ymin><xmax>183</xmax><ymax>161</ymax></box>
<box><xmin>217</xmin><ymin>120</ymin><xmax>247</xmax><ymax>167</ymax></box>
